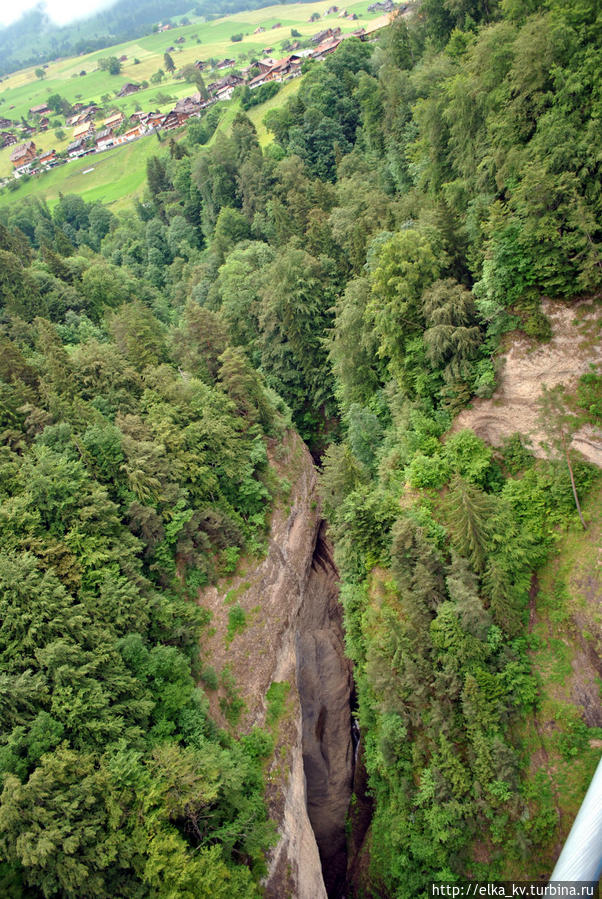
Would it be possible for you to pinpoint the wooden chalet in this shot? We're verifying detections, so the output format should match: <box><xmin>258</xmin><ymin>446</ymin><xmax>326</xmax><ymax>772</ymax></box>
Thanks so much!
<box><xmin>146</xmin><ymin>112</ymin><xmax>166</xmax><ymax>130</ymax></box>
<box><xmin>39</xmin><ymin>149</ymin><xmax>56</xmax><ymax>165</ymax></box>
<box><xmin>67</xmin><ymin>138</ymin><xmax>85</xmax><ymax>157</ymax></box>
<box><xmin>124</xmin><ymin>124</ymin><xmax>145</xmax><ymax>140</ymax></box>
<box><xmin>0</xmin><ymin>117</ymin><xmax>14</xmax><ymax>128</ymax></box>
<box><xmin>118</xmin><ymin>83</ymin><xmax>141</xmax><ymax>97</ymax></box>
<box><xmin>103</xmin><ymin>112</ymin><xmax>124</xmax><ymax>129</ymax></box>
<box><xmin>29</xmin><ymin>103</ymin><xmax>50</xmax><ymax>117</ymax></box>
<box><xmin>95</xmin><ymin>128</ymin><xmax>115</xmax><ymax>150</ymax></box>
<box><xmin>312</xmin><ymin>37</ymin><xmax>342</xmax><ymax>58</ymax></box>
<box><xmin>0</xmin><ymin>132</ymin><xmax>17</xmax><ymax>148</ymax></box>
<box><xmin>173</xmin><ymin>97</ymin><xmax>202</xmax><ymax>120</ymax></box>
<box><xmin>10</xmin><ymin>141</ymin><xmax>36</xmax><ymax>167</ymax></box>
<box><xmin>264</xmin><ymin>55</ymin><xmax>302</xmax><ymax>82</ymax></box>
<box><xmin>162</xmin><ymin>110</ymin><xmax>180</xmax><ymax>130</ymax></box>
<box><xmin>72</xmin><ymin>121</ymin><xmax>95</xmax><ymax>141</ymax></box>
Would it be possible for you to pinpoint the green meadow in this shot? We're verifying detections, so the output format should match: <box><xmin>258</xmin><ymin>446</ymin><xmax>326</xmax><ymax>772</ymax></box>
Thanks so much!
<box><xmin>0</xmin><ymin>0</ymin><xmax>387</xmax><ymax>201</ymax></box>
<box><xmin>0</xmin><ymin>135</ymin><xmax>162</xmax><ymax>211</ymax></box>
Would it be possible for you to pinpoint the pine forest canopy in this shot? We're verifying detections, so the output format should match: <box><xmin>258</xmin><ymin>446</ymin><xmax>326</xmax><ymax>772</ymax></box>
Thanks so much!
<box><xmin>0</xmin><ymin>0</ymin><xmax>601</xmax><ymax>894</ymax></box>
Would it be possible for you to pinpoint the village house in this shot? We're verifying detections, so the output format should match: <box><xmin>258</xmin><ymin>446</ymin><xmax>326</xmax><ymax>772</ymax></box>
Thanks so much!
<box><xmin>253</xmin><ymin>26</ymin><xmax>265</xmax><ymax>33</ymax></box>
<box><xmin>67</xmin><ymin>138</ymin><xmax>85</xmax><ymax>157</ymax></box>
<box><xmin>256</xmin><ymin>58</ymin><xmax>275</xmax><ymax>74</ymax></box>
<box><xmin>207</xmin><ymin>73</ymin><xmax>243</xmax><ymax>99</ymax></box>
<box><xmin>29</xmin><ymin>103</ymin><xmax>50</xmax><ymax>117</ymax></box>
<box><xmin>0</xmin><ymin>131</ymin><xmax>17</xmax><ymax>149</ymax></box>
<box><xmin>72</xmin><ymin>121</ymin><xmax>95</xmax><ymax>141</ymax></box>
<box><xmin>118</xmin><ymin>83</ymin><xmax>141</xmax><ymax>98</ymax></box>
<box><xmin>146</xmin><ymin>112</ymin><xmax>166</xmax><ymax>130</ymax></box>
<box><xmin>103</xmin><ymin>112</ymin><xmax>124</xmax><ymax>130</ymax></box>
<box><xmin>95</xmin><ymin>128</ymin><xmax>115</xmax><ymax>151</ymax></box>
<box><xmin>124</xmin><ymin>124</ymin><xmax>146</xmax><ymax>140</ymax></box>
<box><xmin>193</xmin><ymin>60</ymin><xmax>208</xmax><ymax>71</ymax></box>
<box><xmin>39</xmin><ymin>149</ymin><xmax>56</xmax><ymax>166</ymax></box>
<box><xmin>162</xmin><ymin>110</ymin><xmax>181</xmax><ymax>131</ymax></box>
<box><xmin>0</xmin><ymin>116</ymin><xmax>14</xmax><ymax>128</ymax></box>
<box><xmin>67</xmin><ymin>106</ymin><xmax>99</xmax><ymax>127</ymax></box>
<box><xmin>10</xmin><ymin>141</ymin><xmax>36</xmax><ymax>167</ymax></box>
<box><xmin>264</xmin><ymin>54</ymin><xmax>303</xmax><ymax>82</ymax></box>
<box><xmin>368</xmin><ymin>0</ymin><xmax>396</xmax><ymax>10</ymax></box>
<box><xmin>172</xmin><ymin>96</ymin><xmax>202</xmax><ymax>121</ymax></box>
<box><xmin>216</xmin><ymin>58</ymin><xmax>236</xmax><ymax>70</ymax></box>
<box><xmin>248</xmin><ymin>72</ymin><xmax>268</xmax><ymax>89</ymax></box>
<box><xmin>312</xmin><ymin>36</ymin><xmax>342</xmax><ymax>59</ymax></box>
<box><xmin>311</xmin><ymin>27</ymin><xmax>341</xmax><ymax>43</ymax></box>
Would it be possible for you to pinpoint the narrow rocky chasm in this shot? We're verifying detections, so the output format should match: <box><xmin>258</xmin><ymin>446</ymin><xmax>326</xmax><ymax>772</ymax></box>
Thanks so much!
<box><xmin>297</xmin><ymin>523</ymin><xmax>354</xmax><ymax>898</ymax></box>
<box><xmin>196</xmin><ymin>433</ymin><xmax>356</xmax><ymax>899</ymax></box>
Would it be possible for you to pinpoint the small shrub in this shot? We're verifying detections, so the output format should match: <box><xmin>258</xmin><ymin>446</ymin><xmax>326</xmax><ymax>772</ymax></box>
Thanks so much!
<box><xmin>406</xmin><ymin>452</ymin><xmax>449</xmax><ymax>489</ymax></box>
<box><xmin>266</xmin><ymin>681</ymin><xmax>290</xmax><ymax>725</ymax></box>
<box><xmin>200</xmin><ymin>665</ymin><xmax>218</xmax><ymax>690</ymax></box>
<box><xmin>226</xmin><ymin>604</ymin><xmax>246</xmax><ymax>643</ymax></box>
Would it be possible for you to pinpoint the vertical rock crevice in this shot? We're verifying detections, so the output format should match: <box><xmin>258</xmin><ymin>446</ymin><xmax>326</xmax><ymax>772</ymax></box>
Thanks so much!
<box><xmin>296</xmin><ymin>522</ymin><xmax>354</xmax><ymax>898</ymax></box>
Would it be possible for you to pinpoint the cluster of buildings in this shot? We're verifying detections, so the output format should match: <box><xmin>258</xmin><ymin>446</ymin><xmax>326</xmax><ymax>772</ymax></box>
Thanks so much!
<box><xmin>5</xmin><ymin>13</ymin><xmax>393</xmax><ymax>180</ymax></box>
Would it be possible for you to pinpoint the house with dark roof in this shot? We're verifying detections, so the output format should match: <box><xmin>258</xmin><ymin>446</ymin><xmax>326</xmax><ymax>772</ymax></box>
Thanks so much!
<box><xmin>0</xmin><ymin>132</ymin><xmax>17</xmax><ymax>148</ymax></box>
<box><xmin>95</xmin><ymin>128</ymin><xmax>115</xmax><ymax>150</ymax></box>
<box><xmin>67</xmin><ymin>138</ymin><xmax>86</xmax><ymax>156</ymax></box>
<box><xmin>311</xmin><ymin>27</ymin><xmax>341</xmax><ymax>43</ymax></box>
<box><xmin>117</xmin><ymin>83</ymin><xmax>141</xmax><ymax>97</ymax></box>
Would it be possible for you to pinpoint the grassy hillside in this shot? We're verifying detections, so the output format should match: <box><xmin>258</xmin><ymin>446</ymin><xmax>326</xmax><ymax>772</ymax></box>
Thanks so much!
<box><xmin>0</xmin><ymin>135</ymin><xmax>164</xmax><ymax>211</ymax></box>
<box><xmin>0</xmin><ymin>0</ymin><xmax>386</xmax><ymax>206</ymax></box>
<box><xmin>0</xmin><ymin>70</ymin><xmax>304</xmax><ymax>210</ymax></box>
<box><xmin>507</xmin><ymin>481</ymin><xmax>602</xmax><ymax>878</ymax></box>
<box><xmin>0</xmin><ymin>0</ymin><xmax>383</xmax><ymax>120</ymax></box>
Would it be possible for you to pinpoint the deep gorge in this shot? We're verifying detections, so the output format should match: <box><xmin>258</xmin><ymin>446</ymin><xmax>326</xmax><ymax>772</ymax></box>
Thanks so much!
<box><xmin>297</xmin><ymin>522</ymin><xmax>354</xmax><ymax>898</ymax></box>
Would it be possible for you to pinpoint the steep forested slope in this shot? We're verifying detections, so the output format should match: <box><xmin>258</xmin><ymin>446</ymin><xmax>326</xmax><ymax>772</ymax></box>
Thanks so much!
<box><xmin>0</xmin><ymin>0</ymin><xmax>601</xmax><ymax>895</ymax></box>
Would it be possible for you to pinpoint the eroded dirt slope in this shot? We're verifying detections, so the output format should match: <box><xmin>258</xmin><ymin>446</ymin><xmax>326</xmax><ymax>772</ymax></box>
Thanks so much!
<box><xmin>454</xmin><ymin>298</ymin><xmax>602</xmax><ymax>465</ymax></box>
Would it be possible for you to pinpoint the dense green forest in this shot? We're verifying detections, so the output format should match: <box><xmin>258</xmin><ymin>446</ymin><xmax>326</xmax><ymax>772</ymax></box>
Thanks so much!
<box><xmin>0</xmin><ymin>0</ymin><xmax>601</xmax><ymax>894</ymax></box>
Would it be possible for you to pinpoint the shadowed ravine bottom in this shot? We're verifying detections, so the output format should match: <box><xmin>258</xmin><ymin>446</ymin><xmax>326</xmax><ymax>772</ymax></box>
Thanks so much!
<box><xmin>296</xmin><ymin>523</ymin><xmax>355</xmax><ymax>898</ymax></box>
